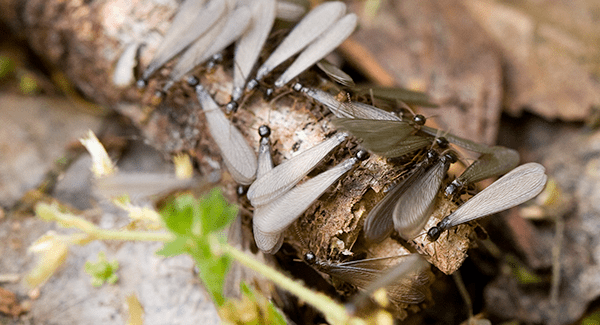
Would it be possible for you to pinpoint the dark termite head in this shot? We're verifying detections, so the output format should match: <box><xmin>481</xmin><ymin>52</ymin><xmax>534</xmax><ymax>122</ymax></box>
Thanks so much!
<box><xmin>186</xmin><ymin>76</ymin><xmax>199</xmax><ymax>87</ymax></box>
<box><xmin>427</xmin><ymin>217</ymin><xmax>451</xmax><ymax>241</ymax></box>
<box><xmin>304</xmin><ymin>252</ymin><xmax>317</xmax><ymax>265</ymax></box>
<box><xmin>413</xmin><ymin>114</ymin><xmax>426</xmax><ymax>126</ymax></box>
<box><xmin>136</xmin><ymin>79</ymin><xmax>147</xmax><ymax>89</ymax></box>
<box><xmin>237</xmin><ymin>185</ymin><xmax>247</xmax><ymax>196</ymax></box>
<box><xmin>206</xmin><ymin>53</ymin><xmax>223</xmax><ymax>71</ymax></box>
<box><xmin>355</xmin><ymin>149</ymin><xmax>369</xmax><ymax>161</ymax></box>
<box><xmin>263</xmin><ymin>87</ymin><xmax>274</xmax><ymax>98</ymax></box>
<box><xmin>426</xmin><ymin>149</ymin><xmax>438</xmax><ymax>161</ymax></box>
<box><xmin>225</xmin><ymin>101</ymin><xmax>238</xmax><ymax>114</ymax></box>
<box><xmin>436</xmin><ymin>137</ymin><xmax>449</xmax><ymax>149</ymax></box>
<box><xmin>258</xmin><ymin>125</ymin><xmax>271</xmax><ymax>138</ymax></box>
<box><xmin>426</xmin><ymin>224</ymin><xmax>442</xmax><ymax>241</ymax></box>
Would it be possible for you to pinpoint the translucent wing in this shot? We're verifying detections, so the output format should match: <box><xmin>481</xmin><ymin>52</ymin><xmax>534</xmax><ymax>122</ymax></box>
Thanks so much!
<box><xmin>275</xmin><ymin>0</ymin><xmax>308</xmax><ymax>22</ymax></box>
<box><xmin>351</xmin><ymin>254</ymin><xmax>429</xmax><ymax>307</ymax></box>
<box><xmin>253</xmin><ymin>157</ymin><xmax>357</xmax><ymax>234</ymax></box>
<box><xmin>246</xmin><ymin>132</ymin><xmax>347</xmax><ymax>206</ymax></box>
<box><xmin>364</xmin><ymin>154</ymin><xmax>437</xmax><ymax>243</ymax></box>
<box><xmin>256</xmin><ymin>137</ymin><xmax>274</xmax><ymax>178</ymax></box>
<box><xmin>141</xmin><ymin>0</ymin><xmax>225</xmax><ymax>81</ymax></box>
<box><xmin>232</xmin><ymin>0</ymin><xmax>276</xmax><ymax>101</ymax></box>
<box><xmin>169</xmin><ymin>6</ymin><xmax>252</xmax><ymax>83</ymax></box>
<box><xmin>196</xmin><ymin>85</ymin><xmax>257</xmax><ymax>184</ymax></box>
<box><xmin>94</xmin><ymin>172</ymin><xmax>196</xmax><ymax>201</ymax></box>
<box><xmin>253</xmin><ymin>133</ymin><xmax>284</xmax><ymax>253</ymax></box>
<box><xmin>302</xmin><ymin>87</ymin><xmax>400</xmax><ymax>121</ymax></box>
<box><xmin>393</xmin><ymin>157</ymin><xmax>451</xmax><ymax>239</ymax></box>
<box><xmin>253</xmin><ymin>222</ymin><xmax>284</xmax><ymax>254</ymax></box>
<box><xmin>316</xmin><ymin>59</ymin><xmax>355</xmax><ymax>87</ymax></box>
<box><xmin>274</xmin><ymin>13</ymin><xmax>357</xmax><ymax>88</ymax></box>
<box><xmin>314</xmin><ymin>254</ymin><xmax>430</xmax><ymax>305</ymax></box>
<box><xmin>382</xmin><ymin>135</ymin><xmax>434</xmax><ymax>158</ymax></box>
<box><xmin>255</xmin><ymin>1</ymin><xmax>347</xmax><ymax>81</ymax></box>
<box><xmin>333</xmin><ymin>118</ymin><xmax>416</xmax><ymax>153</ymax></box>
<box><xmin>353</xmin><ymin>85</ymin><xmax>439</xmax><ymax>108</ymax></box>
<box><xmin>442</xmin><ymin>163</ymin><xmax>547</xmax><ymax>228</ymax></box>
<box><xmin>421</xmin><ymin>125</ymin><xmax>520</xmax><ymax>191</ymax></box>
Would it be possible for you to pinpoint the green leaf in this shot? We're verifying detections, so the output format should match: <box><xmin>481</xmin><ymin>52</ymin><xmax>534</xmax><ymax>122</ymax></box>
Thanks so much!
<box><xmin>156</xmin><ymin>236</ymin><xmax>189</xmax><ymax>257</ymax></box>
<box><xmin>158</xmin><ymin>189</ymin><xmax>238</xmax><ymax>307</ymax></box>
<box><xmin>191</xmin><ymin>237</ymin><xmax>231</xmax><ymax>306</ymax></box>
<box><xmin>84</xmin><ymin>251</ymin><xmax>119</xmax><ymax>287</ymax></box>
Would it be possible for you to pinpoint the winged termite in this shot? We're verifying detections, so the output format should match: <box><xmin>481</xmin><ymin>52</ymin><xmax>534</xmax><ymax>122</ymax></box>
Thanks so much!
<box><xmin>251</xmin><ymin>125</ymin><xmax>285</xmax><ymax>253</ymax></box>
<box><xmin>195</xmin><ymin>84</ymin><xmax>257</xmax><ymax>185</ymax></box>
<box><xmin>392</xmin><ymin>151</ymin><xmax>456</xmax><ymax>240</ymax></box>
<box><xmin>246</xmin><ymin>131</ymin><xmax>348</xmax><ymax>206</ymax></box>
<box><xmin>364</xmin><ymin>150</ymin><xmax>441</xmax><ymax>243</ymax></box>
<box><xmin>316</xmin><ymin>59</ymin><xmax>355</xmax><ymax>87</ymax></box>
<box><xmin>166</xmin><ymin>6</ymin><xmax>252</xmax><ymax>89</ymax></box>
<box><xmin>230</xmin><ymin>0</ymin><xmax>276</xmax><ymax>104</ymax></box>
<box><xmin>139</xmin><ymin>0</ymin><xmax>225</xmax><ymax>84</ymax></box>
<box><xmin>253</xmin><ymin>1</ymin><xmax>347</xmax><ymax>83</ymax></box>
<box><xmin>253</xmin><ymin>150</ymin><xmax>367</xmax><ymax>236</ymax></box>
<box><xmin>304</xmin><ymin>252</ymin><xmax>431</xmax><ymax>307</ymax></box>
<box><xmin>274</xmin><ymin>13</ymin><xmax>358</xmax><ymax>88</ymax></box>
<box><xmin>420</xmin><ymin>125</ymin><xmax>520</xmax><ymax>197</ymax></box>
<box><xmin>427</xmin><ymin>162</ymin><xmax>548</xmax><ymax>241</ymax></box>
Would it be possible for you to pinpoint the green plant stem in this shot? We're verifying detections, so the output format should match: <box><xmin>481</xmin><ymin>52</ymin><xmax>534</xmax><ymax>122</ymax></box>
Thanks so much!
<box><xmin>222</xmin><ymin>244</ymin><xmax>362</xmax><ymax>325</ymax></box>
<box><xmin>81</xmin><ymin>228</ymin><xmax>175</xmax><ymax>243</ymax></box>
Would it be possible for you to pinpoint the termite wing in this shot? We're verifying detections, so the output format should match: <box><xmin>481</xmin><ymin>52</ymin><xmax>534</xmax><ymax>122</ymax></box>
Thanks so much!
<box><xmin>304</xmin><ymin>252</ymin><xmax>431</xmax><ymax>307</ymax></box>
<box><xmin>166</xmin><ymin>5</ymin><xmax>252</xmax><ymax>90</ymax></box>
<box><xmin>246</xmin><ymin>131</ymin><xmax>348</xmax><ymax>207</ymax></box>
<box><xmin>316</xmin><ymin>60</ymin><xmax>355</xmax><ymax>87</ymax></box>
<box><xmin>363</xmin><ymin>150</ymin><xmax>453</xmax><ymax>243</ymax></box>
<box><xmin>273</xmin><ymin>13</ymin><xmax>357</xmax><ymax>88</ymax></box>
<box><xmin>253</xmin><ymin>150</ymin><xmax>368</xmax><ymax>238</ymax></box>
<box><xmin>139</xmin><ymin>0</ymin><xmax>226</xmax><ymax>84</ymax></box>
<box><xmin>229</xmin><ymin>0</ymin><xmax>276</xmax><ymax>107</ymax></box>
<box><xmin>427</xmin><ymin>162</ymin><xmax>548</xmax><ymax>241</ymax></box>
<box><xmin>195</xmin><ymin>85</ymin><xmax>257</xmax><ymax>185</ymax></box>
<box><xmin>253</xmin><ymin>1</ymin><xmax>347</xmax><ymax>84</ymax></box>
<box><xmin>392</xmin><ymin>151</ymin><xmax>456</xmax><ymax>240</ymax></box>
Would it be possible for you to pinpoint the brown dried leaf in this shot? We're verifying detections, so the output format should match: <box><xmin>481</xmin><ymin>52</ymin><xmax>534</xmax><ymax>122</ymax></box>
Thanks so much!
<box><xmin>463</xmin><ymin>0</ymin><xmax>600</xmax><ymax>121</ymax></box>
